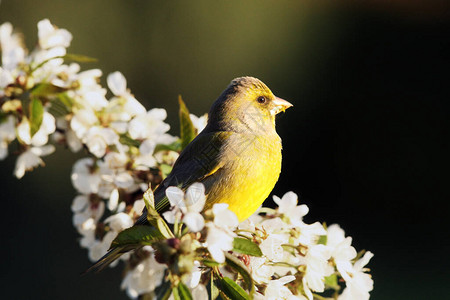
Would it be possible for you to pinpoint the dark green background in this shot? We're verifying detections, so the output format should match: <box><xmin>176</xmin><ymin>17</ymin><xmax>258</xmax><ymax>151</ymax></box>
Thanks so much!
<box><xmin>1</xmin><ymin>1</ymin><xmax>449</xmax><ymax>299</ymax></box>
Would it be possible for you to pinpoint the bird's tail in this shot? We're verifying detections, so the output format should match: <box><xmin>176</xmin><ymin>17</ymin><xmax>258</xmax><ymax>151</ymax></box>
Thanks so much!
<box><xmin>83</xmin><ymin>245</ymin><xmax>132</xmax><ymax>274</ymax></box>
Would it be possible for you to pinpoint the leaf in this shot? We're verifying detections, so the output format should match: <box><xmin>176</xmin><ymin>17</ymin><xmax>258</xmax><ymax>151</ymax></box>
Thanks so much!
<box><xmin>218</xmin><ymin>277</ymin><xmax>251</xmax><ymax>300</ymax></box>
<box><xmin>143</xmin><ymin>188</ymin><xmax>174</xmax><ymax>239</ymax></box>
<box><xmin>143</xmin><ymin>187</ymin><xmax>156</xmax><ymax>209</ymax></box>
<box><xmin>29</xmin><ymin>98</ymin><xmax>44</xmax><ymax>137</ymax></box>
<box><xmin>30</xmin><ymin>83</ymin><xmax>66</xmax><ymax>96</ymax></box>
<box><xmin>160</xmin><ymin>164</ymin><xmax>172</xmax><ymax>179</ymax></box>
<box><xmin>317</xmin><ymin>234</ymin><xmax>327</xmax><ymax>245</ymax></box>
<box><xmin>0</xmin><ymin>111</ymin><xmax>7</xmax><ymax>124</ymax></box>
<box><xmin>176</xmin><ymin>282</ymin><xmax>193</xmax><ymax>300</ymax></box>
<box><xmin>178</xmin><ymin>96</ymin><xmax>196</xmax><ymax>150</ymax></box>
<box><xmin>324</xmin><ymin>273</ymin><xmax>339</xmax><ymax>290</ymax></box>
<box><xmin>48</xmin><ymin>94</ymin><xmax>73</xmax><ymax>117</ymax></box>
<box><xmin>202</xmin><ymin>259</ymin><xmax>221</xmax><ymax>268</ymax></box>
<box><xmin>111</xmin><ymin>225</ymin><xmax>164</xmax><ymax>247</ymax></box>
<box><xmin>119</xmin><ymin>134</ymin><xmax>141</xmax><ymax>148</ymax></box>
<box><xmin>155</xmin><ymin>280</ymin><xmax>172</xmax><ymax>300</ymax></box>
<box><xmin>154</xmin><ymin>140</ymin><xmax>182</xmax><ymax>153</ymax></box>
<box><xmin>63</xmin><ymin>53</ymin><xmax>98</xmax><ymax>63</ymax></box>
<box><xmin>209</xmin><ymin>272</ymin><xmax>220</xmax><ymax>300</ymax></box>
<box><xmin>232</xmin><ymin>237</ymin><xmax>263</xmax><ymax>257</ymax></box>
<box><xmin>58</xmin><ymin>92</ymin><xmax>75</xmax><ymax>108</ymax></box>
<box><xmin>225</xmin><ymin>253</ymin><xmax>254</xmax><ymax>295</ymax></box>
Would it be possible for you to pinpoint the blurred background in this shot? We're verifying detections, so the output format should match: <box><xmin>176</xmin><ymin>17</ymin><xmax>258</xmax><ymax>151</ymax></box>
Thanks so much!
<box><xmin>1</xmin><ymin>1</ymin><xmax>449</xmax><ymax>299</ymax></box>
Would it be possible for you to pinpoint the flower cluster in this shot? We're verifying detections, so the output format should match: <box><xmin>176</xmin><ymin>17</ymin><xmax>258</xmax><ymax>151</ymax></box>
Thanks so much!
<box><xmin>0</xmin><ymin>20</ymin><xmax>373</xmax><ymax>300</ymax></box>
<box><xmin>115</xmin><ymin>185</ymin><xmax>373</xmax><ymax>300</ymax></box>
<box><xmin>0</xmin><ymin>18</ymin><xmax>203</xmax><ymax>263</ymax></box>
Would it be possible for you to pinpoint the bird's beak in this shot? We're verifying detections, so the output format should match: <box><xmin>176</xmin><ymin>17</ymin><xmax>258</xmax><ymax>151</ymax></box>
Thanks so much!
<box><xmin>271</xmin><ymin>96</ymin><xmax>293</xmax><ymax>115</ymax></box>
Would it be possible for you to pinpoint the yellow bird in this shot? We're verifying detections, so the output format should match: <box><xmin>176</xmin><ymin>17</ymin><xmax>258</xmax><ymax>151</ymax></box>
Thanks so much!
<box><xmin>90</xmin><ymin>76</ymin><xmax>292</xmax><ymax>271</ymax></box>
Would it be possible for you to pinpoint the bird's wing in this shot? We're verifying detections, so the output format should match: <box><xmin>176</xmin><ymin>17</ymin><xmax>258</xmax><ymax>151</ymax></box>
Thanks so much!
<box><xmin>138</xmin><ymin>131</ymin><xmax>232</xmax><ymax>221</ymax></box>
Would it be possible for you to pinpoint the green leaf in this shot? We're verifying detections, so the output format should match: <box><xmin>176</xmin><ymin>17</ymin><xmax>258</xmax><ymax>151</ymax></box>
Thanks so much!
<box><xmin>202</xmin><ymin>259</ymin><xmax>221</xmax><ymax>268</ymax></box>
<box><xmin>29</xmin><ymin>98</ymin><xmax>44</xmax><ymax>137</ymax></box>
<box><xmin>160</xmin><ymin>164</ymin><xmax>172</xmax><ymax>179</ymax></box>
<box><xmin>176</xmin><ymin>282</ymin><xmax>193</xmax><ymax>300</ymax></box>
<box><xmin>48</xmin><ymin>94</ymin><xmax>73</xmax><ymax>117</ymax></box>
<box><xmin>111</xmin><ymin>225</ymin><xmax>164</xmax><ymax>247</ymax></box>
<box><xmin>324</xmin><ymin>273</ymin><xmax>339</xmax><ymax>290</ymax></box>
<box><xmin>119</xmin><ymin>134</ymin><xmax>141</xmax><ymax>148</ymax></box>
<box><xmin>63</xmin><ymin>53</ymin><xmax>98</xmax><ymax>63</ymax></box>
<box><xmin>143</xmin><ymin>188</ymin><xmax>156</xmax><ymax>209</ymax></box>
<box><xmin>58</xmin><ymin>92</ymin><xmax>74</xmax><ymax>107</ymax></box>
<box><xmin>155</xmin><ymin>280</ymin><xmax>172</xmax><ymax>300</ymax></box>
<box><xmin>0</xmin><ymin>112</ymin><xmax>7</xmax><ymax>124</ymax></box>
<box><xmin>209</xmin><ymin>273</ymin><xmax>220</xmax><ymax>300</ymax></box>
<box><xmin>232</xmin><ymin>237</ymin><xmax>263</xmax><ymax>257</ymax></box>
<box><xmin>218</xmin><ymin>277</ymin><xmax>251</xmax><ymax>300</ymax></box>
<box><xmin>30</xmin><ymin>83</ymin><xmax>66</xmax><ymax>96</ymax></box>
<box><xmin>143</xmin><ymin>188</ymin><xmax>174</xmax><ymax>239</ymax></box>
<box><xmin>154</xmin><ymin>140</ymin><xmax>182</xmax><ymax>153</ymax></box>
<box><xmin>178</xmin><ymin>96</ymin><xmax>196</xmax><ymax>150</ymax></box>
<box><xmin>317</xmin><ymin>234</ymin><xmax>327</xmax><ymax>245</ymax></box>
<box><xmin>225</xmin><ymin>253</ymin><xmax>254</xmax><ymax>295</ymax></box>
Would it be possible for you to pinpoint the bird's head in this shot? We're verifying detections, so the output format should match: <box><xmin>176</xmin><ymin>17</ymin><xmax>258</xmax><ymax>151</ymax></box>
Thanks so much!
<box><xmin>207</xmin><ymin>77</ymin><xmax>292</xmax><ymax>134</ymax></box>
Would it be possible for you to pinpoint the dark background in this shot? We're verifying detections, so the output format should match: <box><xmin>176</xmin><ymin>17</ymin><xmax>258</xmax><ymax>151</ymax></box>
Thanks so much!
<box><xmin>1</xmin><ymin>1</ymin><xmax>449</xmax><ymax>299</ymax></box>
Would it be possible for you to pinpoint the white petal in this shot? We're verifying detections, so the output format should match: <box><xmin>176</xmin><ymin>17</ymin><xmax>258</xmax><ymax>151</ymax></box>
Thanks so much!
<box><xmin>278</xmin><ymin>275</ymin><xmax>296</xmax><ymax>285</ymax></box>
<box><xmin>354</xmin><ymin>251</ymin><xmax>374</xmax><ymax>271</ymax></box>
<box><xmin>30</xmin><ymin>145</ymin><xmax>55</xmax><ymax>156</ymax></box>
<box><xmin>86</xmin><ymin>135</ymin><xmax>107</xmax><ymax>157</ymax></box>
<box><xmin>104</xmin><ymin>212</ymin><xmax>133</xmax><ymax>232</ymax></box>
<box><xmin>208</xmin><ymin>245</ymin><xmax>225</xmax><ymax>263</ymax></box>
<box><xmin>185</xmin><ymin>261</ymin><xmax>202</xmax><ymax>289</ymax></box>
<box><xmin>133</xmin><ymin>199</ymin><xmax>145</xmax><ymax>214</ymax></box>
<box><xmin>107</xmin><ymin>71</ymin><xmax>127</xmax><ymax>96</ymax></box>
<box><xmin>14</xmin><ymin>149</ymin><xmax>42</xmax><ymax>178</ymax></box>
<box><xmin>183</xmin><ymin>212</ymin><xmax>205</xmax><ymax>232</ymax></box>
<box><xmin>139</xmin><ymin>139</ymin><xmax>156</xmax><ymax>155</ymax></box>
<box><xmin>108</xmin><ymin>188</ymin><xmax>119</xmax><ymax>211</ymax></box>
<box><xmin>66</xmin><ymin>128</ymin><xmax>83</xmax><ymax>152</ymax></box>
<box><xmin>0</xmin><ymin>115</ymin><xmax>16</xmax><ymax>141</ymax></box>
<box><xmin>124</xmin><ymin>95</ymin><xmax>146</xmax><ymax>116</ymax></box>
<box><xmin>191</xmin><ymin>284</ymin><xmax>208</xmax><ymax>299</ymax></box>
<box><xmin>0</xmin><ymin>142</ymin><xmax>8</xmax><ymax>160</ymax></box>
<box><xmin>16</xmin><ymin>118</ymin><xmax>31</xmax><ymax>145</ymax></box>
<box><xmin>162</xmin><ymin>211</ymin><xmax>176</xmax><ymax>224</ymax></box>
<box><xmin>114</xmin><ymin>172</ymin><xmax>134</xmax><ymax>189</ymax></box>
<box><xmin>213</xmin><ymin>204</ymin><xmax>238</xmax><ymax>230</ymax></box>
<box><xmin>71</xmin><ymin>194</ymin><xmax>89</xmax><ymax>212</ymax></box>
<box><xmin>185</xmin><ymin>183</ymin><xmax>206</xmax><ymax>213</ymax></box>
<box><xmin>165</xmin><ymin>186</ymin><xmax>185</xmax><ymax>208</ymax></box>
<box><xmin>147</xmin><ymin>108</ymin><xmax>167</xmax><ymax>120</ymax></box>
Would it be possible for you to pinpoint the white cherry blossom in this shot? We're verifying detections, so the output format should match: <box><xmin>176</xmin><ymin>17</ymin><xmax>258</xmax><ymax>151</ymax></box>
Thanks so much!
<box><xmin>71</xmin><ymin>158</ymin><xmax>102</xmax><ymax>194</ymax></box>
<box><xmin>107</xmin><ymin>71</ymin><xmax>146</xmax><ymax>119</ymax></box>
<box><xmin>83</xmin><ymin>126</ymin><xmax>119</xmax><ymax>158</ymax></box>
<box><xmin>0</xmin><ymin>115</ymin><xmax>16</xmax><ymax>159</ymax></box>
<box><xmin>13</xmin><ymin>145</ymin><xmax>55</xmax><ymax>178</ymax></box>
<box><xmin>338</xmin><ymin>251</ymin><xmax>374</xmax><ymax>300</ymax></box>
<box><xmin>189</xmin><ymin>113</ymin><xmax>207</xmax><ymax>133</ymax></box>
<box><xmin>0</xmin><ymin>22</ymin><xmax>25</xmax><ymax>71</ymax></box>
<box><xmin>299</xmin><ymin>244</ymin><xmax>334</xmax><ymax>300</ymax></box>
<box><xmin>37</xmin><ymin>19</ymin><xmax>72</xmax><ymax>49</ymax></box>
<box><xmin>257</xmin><ymin>275</ymin><xmax>306</xmax><ymax>300</ymax></box>
<box><xmin>273</xmin><ymin>191</ymin><xmax>309</xmax><ymax>226</ymax></box>
<box><xmin>326</xmin><ymin>224</ymin><xmax>357</xmax><ymax>282</ymax></box>
<box><xmin>163</xmin><ymin>183</ymin><xmax>206</xmax><ymax>232</ymax></box>
<box><xmin>121</xmin><ymin>246</ymin><xmax>167</xmax><ymax>299</ymax></box>
<box><xmin>128</xmin><ymin>108</ymin><xmax>172</xmax><ymax>143</ymax></box>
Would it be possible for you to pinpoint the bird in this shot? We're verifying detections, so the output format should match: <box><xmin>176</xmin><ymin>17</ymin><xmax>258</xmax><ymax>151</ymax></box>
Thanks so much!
<box><xmin>89</xmin><ymin>76</ymin><xmax>292</xmax><ymax>271</ymax></box>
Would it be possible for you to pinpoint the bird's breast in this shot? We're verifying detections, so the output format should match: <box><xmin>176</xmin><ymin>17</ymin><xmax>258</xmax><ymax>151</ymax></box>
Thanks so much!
<box><xmin>204</xmin><ymin>132</ymin><xmax>282</xmax><ymax>221</ymax></box>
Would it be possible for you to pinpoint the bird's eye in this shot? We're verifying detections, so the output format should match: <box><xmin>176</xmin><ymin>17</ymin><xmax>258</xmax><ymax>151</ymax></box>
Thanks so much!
<box><xmin>257</xmin><ymin>96</ymin><xmax>266</xmax><ymax>104</ymax></box>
